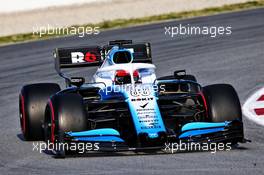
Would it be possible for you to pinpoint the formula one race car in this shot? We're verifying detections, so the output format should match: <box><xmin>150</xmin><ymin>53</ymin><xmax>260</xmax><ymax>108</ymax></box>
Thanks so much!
<box><xmin>19</xmin><ymin>40</ymin><xmax>245</xmax><ymax>157</ymax></box>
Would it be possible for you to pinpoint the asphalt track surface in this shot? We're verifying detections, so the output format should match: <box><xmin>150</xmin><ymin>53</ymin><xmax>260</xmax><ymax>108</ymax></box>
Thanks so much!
<box><xmin>0</xmin><ymin>8</ymin><xmax>264</xmax><ymax>175</ymax></box>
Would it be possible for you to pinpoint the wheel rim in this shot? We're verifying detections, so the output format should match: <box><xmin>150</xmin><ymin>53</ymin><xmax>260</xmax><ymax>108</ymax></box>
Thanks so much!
<box><xmin>44</xmin><ymin>105</ymin><xmax>53</xmax><ymax>144</ymax></box>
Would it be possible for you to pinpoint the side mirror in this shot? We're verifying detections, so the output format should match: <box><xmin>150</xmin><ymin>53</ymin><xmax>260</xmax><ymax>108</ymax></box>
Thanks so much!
<box><xmin>70</xmin><ymin>77</ymin><xmax>85</xmax><ymax>87</ymax></box>
<box><xmin>174</xmin><ymin>70</ymin><xmax>186</xmax><ymax>79</ymax></box>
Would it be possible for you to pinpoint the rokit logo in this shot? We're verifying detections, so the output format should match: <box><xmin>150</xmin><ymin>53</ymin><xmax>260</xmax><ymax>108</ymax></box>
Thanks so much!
<box><xmin>131</xmin><ymin>97</ymin><xmax>153</xmax><ymax>102</ymax></box>
<box><xmin>71</xmin><ymin>52</ymin><xmax>97</xmax><ymax>63</ymax></box>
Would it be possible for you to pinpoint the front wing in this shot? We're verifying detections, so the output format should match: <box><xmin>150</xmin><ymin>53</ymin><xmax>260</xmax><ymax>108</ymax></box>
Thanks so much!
<box><xmin>53</xmin><ymin>120</ymin><xmax>245</xmax><ymax>157</ymax></box>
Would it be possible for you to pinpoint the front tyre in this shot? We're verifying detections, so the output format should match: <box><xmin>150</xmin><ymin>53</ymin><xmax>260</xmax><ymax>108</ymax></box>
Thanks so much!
<box><xmin>44</xmin><ymin>94</ymin><xmax>87</xmax><ymax>156</ymax></box>
<box><xmin>202</xmin><ymin>84</ymin><xmax>242</xmax><ymax>122</ymax></box>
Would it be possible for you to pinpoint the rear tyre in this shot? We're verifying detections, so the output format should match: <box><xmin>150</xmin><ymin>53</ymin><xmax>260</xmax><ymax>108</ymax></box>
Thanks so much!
<box><xmin>19</xmin><ymin>83</ymin><xmax>60</xmax><ymax>141</ymax></box>
<box><xmin>44</xmin><ymin>94</ymin><xmax>87</xmax><ymax>155</ymax></box>
<box><xmin>202</xmin><ymin>84</ymin><xmax>242</xmax><ymax>122</ymax></box>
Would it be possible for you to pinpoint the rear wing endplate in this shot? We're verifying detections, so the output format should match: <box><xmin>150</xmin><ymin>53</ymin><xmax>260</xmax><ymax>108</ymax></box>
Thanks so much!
<box><xmin>53</xmin><ymin>46</ymin><xmax>102</xmax><ymax>72</ymax></box>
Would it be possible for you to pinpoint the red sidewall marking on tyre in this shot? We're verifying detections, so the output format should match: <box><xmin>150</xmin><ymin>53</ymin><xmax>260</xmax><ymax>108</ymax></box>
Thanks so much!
<box><xmin>243</xmin><ymin>87</ymin><xmax>264</xmax><ymax>126</ymax></box>
<box><xmin>199</xmin><ymin>92</ymin><xmax>208</xmax><ymax>118</ymax></box>
<box><xmin>48</xmin><ymin>100</ymin><xmax>55</xmax><ymax>143</ymax></box>
<box><xmin>20</xmin><ymin>94</ymin><xmax>26</xmax><ymax>134</ymax></box>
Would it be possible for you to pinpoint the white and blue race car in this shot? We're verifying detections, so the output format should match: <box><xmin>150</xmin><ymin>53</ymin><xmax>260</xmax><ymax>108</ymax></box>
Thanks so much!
<box><xmin>19</xmin><ymin>40</ymin><xmax>246</xmax><ymax>157</ymax></box>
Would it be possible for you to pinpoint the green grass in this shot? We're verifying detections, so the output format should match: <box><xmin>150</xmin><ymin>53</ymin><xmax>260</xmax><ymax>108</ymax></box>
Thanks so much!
<box><xmin>1</xmin><ymin>0</ymin><xmax>264</xmax><ymax>45</ymax></box>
